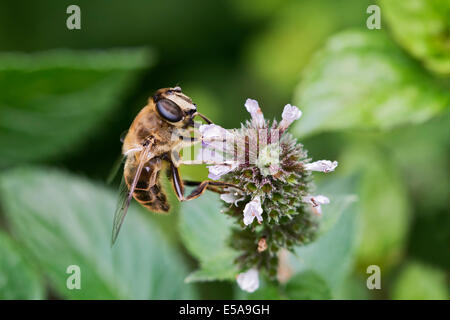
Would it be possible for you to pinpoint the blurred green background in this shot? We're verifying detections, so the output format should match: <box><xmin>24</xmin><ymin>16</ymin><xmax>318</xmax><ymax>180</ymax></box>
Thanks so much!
<box><xmin>0</xmin><ymin>0</ymin><xmax>448</xmax><ymax>300</ymax></box>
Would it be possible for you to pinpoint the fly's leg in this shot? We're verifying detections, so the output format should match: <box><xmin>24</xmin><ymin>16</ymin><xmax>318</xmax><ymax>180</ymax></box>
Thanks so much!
<box><xmin>171</xmin><ymin>134</ymin><xmax>202</xmax><ymax>167</ymax></box>
<box><xmin>168</xmin><ymin>162</ymin><xmax>241</xmax><ymax>201</ymax></box>
<box><xmin>183</xmin><ymin>180</ymin><xmax>224</xmax><ymax>194</ymax></box>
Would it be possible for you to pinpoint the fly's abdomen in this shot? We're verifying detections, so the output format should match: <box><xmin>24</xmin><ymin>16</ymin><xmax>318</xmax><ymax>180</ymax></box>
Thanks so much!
<box><xmin>133</xmin><ymin>183</ymin><xmax>170</xmax><ymax>213</ymax></box>
<box><xmin>125</xmin><ymin>161</ymin><xmax>170</xmax><ymax>213</ymax></box>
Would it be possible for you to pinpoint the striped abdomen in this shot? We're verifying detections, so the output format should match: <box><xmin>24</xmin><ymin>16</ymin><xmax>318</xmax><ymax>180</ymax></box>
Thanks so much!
<box><xmin>124</xmin><ymin>158</ymin><xmax>170</xmax><ymax>212</ymax></box>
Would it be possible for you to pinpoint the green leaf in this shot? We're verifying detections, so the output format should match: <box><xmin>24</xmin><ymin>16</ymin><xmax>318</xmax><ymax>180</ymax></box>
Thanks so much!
<box><xmin>0</xmin><ymin>231</ymin><xmax>44</xmax><ymax>299</ymax></box>
<box><xmin>293</xmin><ymin>30</ymin><xmax>449</xmax><ymax>137</ymax></box>
<box><xmin>289</xmin><ymin>177</ymin><xmax>358</xmax><ymax>296</ymax></box>
<box><xmin>229</xmin><ymin>0</ymin><xmax>286</xmax><ymax>21</ymax></box>
<box><xmin>179</xmin><ymin>191</ymin><xmax>239</xmax><ymax>282</ymax></box>
<box><xmin>380</xmin><ymin>0</ymin><xmax>450</xmax><ymax>74</ymax></box>
<box><xmin>339</xmin><ymin>142</ymin><xmax>411</xmax><ymax>271</ymax></box>
<box><xmin>391</xmin><ymin>262</ymin><xmax>449</xmax><ymax>300</ymax></box>
<box><xmin>0</xmin><ymin>167</ymin><xmax>196</xmax><ymax>299</ymax></box>
<box><xmin>385</xmin><ymin>111</ymin><xmax>450</xmax><ymax>215</ymax></box>
<box><xmin>0</xmin><ymin>48</ymin><xmax>152</xmax><ymax>166</ymax></box>
<box><xmin>315</xmin><ymin>175</ymin><xmax>358</xmax><ymax>236</ymax></box>
<box><xmin>284</xmin><ymin>270</ymin><xmax>331</xmax><ymax>300</ymax></box>
<box><xmin>334</xmin><ymin>275</ymin><xmax>370</xmax><ymax>300</ymax></box>
<box><xmin>245</xmin><ymin>0</ymin><xmax>374</xmax><ymax>95</ymax></box>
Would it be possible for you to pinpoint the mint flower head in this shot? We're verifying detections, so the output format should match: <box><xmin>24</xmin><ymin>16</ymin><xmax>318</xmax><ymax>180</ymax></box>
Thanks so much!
<box><xmin>198</xmin><ymin>99</ymin><xmax>338</xmax><ymax>292</ymax></box>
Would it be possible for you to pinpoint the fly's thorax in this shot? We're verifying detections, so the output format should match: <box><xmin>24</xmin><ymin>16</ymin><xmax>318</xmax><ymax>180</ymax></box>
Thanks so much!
<box><xmin>122</xmin><ymin>106</ymin><xmax>174</xmax><ymax>155</ymax></box>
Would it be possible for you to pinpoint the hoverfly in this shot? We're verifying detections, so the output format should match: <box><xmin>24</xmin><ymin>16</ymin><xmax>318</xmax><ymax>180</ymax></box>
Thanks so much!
<box><xmin>111</xmin><ymin>87</ymin><xmax>239</xmax><ymax>245</ymax></box>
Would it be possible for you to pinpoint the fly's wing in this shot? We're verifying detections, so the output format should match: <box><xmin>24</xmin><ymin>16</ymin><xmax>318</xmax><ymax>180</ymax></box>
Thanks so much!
<box><xmin>106</xmin><ymin>130</ymin><xmax>129</xmax><ymax>185</ymax></box>
<box><xmin>107</xmin><ymin>155</ymin><xmax>126</xmax><ymax>185</ymax></box>
<box><xmin>111</xmin><ymin>176</ymin><xmax>129</xmax><ymax>245</ymax></box>
<box><xmin>111</xmin><ymin>145</ymin><xmax>151</xmax><ymax>246</ymax></box>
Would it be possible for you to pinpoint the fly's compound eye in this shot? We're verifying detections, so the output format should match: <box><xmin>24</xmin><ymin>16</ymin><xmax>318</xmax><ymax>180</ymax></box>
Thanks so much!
<box><xmin>156</xmin><ymin>98</ymin><xmax>183</xmax><ymax>122</ymax></box>
<box><xmin>187</xmin><ymin>107</ymin><xmax>196</xmax><ymax>116</ymax></box>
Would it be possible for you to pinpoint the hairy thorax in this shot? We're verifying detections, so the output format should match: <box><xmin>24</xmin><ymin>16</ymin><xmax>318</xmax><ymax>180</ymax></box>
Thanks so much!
<box><xmin>122</xmin><ymin>105</ymin><xmax>176</xmax><ymax>159</ymax></box>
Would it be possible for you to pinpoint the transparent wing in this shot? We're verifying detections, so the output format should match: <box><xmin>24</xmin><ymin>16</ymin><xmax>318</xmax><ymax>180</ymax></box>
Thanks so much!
<box><xmin>111</xmin><ymin>145</ymin><xmax>151</xmax><ymax>246</ymax></box>
<box><xmin>111</xmin><ymin>176</ymin><xmax>130</xmax><ymax>246</ymax></box>
<box><xmin>106</xmin><ymin>154</ymin><xmax>126</xmax><ymax>185</ymax></box>
<box><xmin>106</xmin><ymin>130</ymin><xmax>129</xmax><ymax>185</ymax></box>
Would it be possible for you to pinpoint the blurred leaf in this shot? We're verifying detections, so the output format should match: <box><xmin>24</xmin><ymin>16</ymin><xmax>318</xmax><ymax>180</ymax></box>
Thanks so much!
<box><xmin>0</xmin><ymin>231</ymin><xmax>44</xmax><ymax>299</ymax></box>
<box><xmin>245</xmin><ymin>0</ymin><xmax>372</xmax><ymax>96</ymax></box>
<box><xmin>289</xmin><ymin>176</ymin><xmax>358</xmax><ymax>296</ymax></box>
<box><xmin>284</xmin><ymin>270</ymin><xmax>331</xmax><ymax>300</ymax></box>
<box><xmin>340</xmin><ymin>142</ymin><xmax>411</xmax><ymax>272</ymax></box>
<box><xmin>380</xmin><ymin>0</ymin><xmax>450</xmax><ymax>74</ymax></box>
<box><xmin>179</xmin><ymin>191</ymin><xmax>239</xmax><ymax>282</ymax></box>
<box><xmin>315</xmin><ymin>176</ymin><xmax>358</xmax><ymax>236</ymax></box>
<box><xmin>293</xmin><ymin>30</ymin><xmax>449</xmax><ymax>137</ymax></box>
<box><xmin>0</xmin><ymin>1</ymin><xmax>238</xmax><ymax>60</ymax></box>
<box><xmin>409</xmin><ymin>210</ymin><xmax>450</xmax><ymax>270</ymax></box>
<box><xmin>185</xmin><ymin>255</ymin><xmax>238</xmax><ymax>283</ymax></box>
<box><xmin>0</xmin><ymin>167</ymin><xmax>196</xmax><ymax>299</ymax></box>
<box><xmin>182</xmin><ymin>84</ymin><xmax>223</xmax><ymax>124</ymax></box>
<box><xmin>229</xmin><ymin>0</ymin><xmax>287</xmax><ymax>21</ymax></box>
<box><xmin>334</xmin><ymin>274</ymin><xmax>370</xmax><ymax>300</ymax></box>
<box><xmin>385</xmin><ymin>111</ymin><xmax>450</xmax><ymax>214</ymax></box>
<box><xmin>391</xmin><ymin>262</ymin><xmax>448</xmax><ymax>300</ymax></box>
<box><xmin>0</xmin><ymin>48</ymin><xmax>152</xmax><ymax>166</ymax></box>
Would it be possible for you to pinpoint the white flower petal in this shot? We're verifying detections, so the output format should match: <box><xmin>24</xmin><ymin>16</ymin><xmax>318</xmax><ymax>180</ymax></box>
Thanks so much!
<box><xmin>302</xmin><ymin>195</ymin><xmax>330</xmax><ymax>216</ymax></box>
<box><xmin>279</xmin><ymin>104</ymin><xmax>302</xmax><ymax>130</ymax></box>
<box><xmin>207</xmin><ymin>163</ymin><xmax>237</xmax><ymax>180</ymax></box>
<box><xmin>313</xmin><ymin>205</ymin><xmax>323</xmax><ymax>215</ymax></box>
<box><xmin>303</xmin><ymin>195</ymin><xmax>330</xmax><ymax>206</ymax></box>
<box><xmin>199</xmin><ymin>124</ymin><xmax>235</xmax><ymax>158</ymax></box>
<box><xmin>282</xmin><ymin>104</ymin><xmax>302</xmax><ymax>121</ymax></box>
<box><xmin>268</xmin><ymin>164</ymin><xmax>281</xmax><ymax>176</ymax></box>
<box><xmin>243</xmin><ymin>196</ymin><xmax>263</xmax><ymax>225</ymax></box>
<box><xmin>314</xmin><ymin>195</ymin><xmax>330</xmax><ymax>204</ymax></box>
<box><xmin>245</xmin><ymin>98</ymin><xmax>265</xmax><ymax>127</ymax></box>
<box><xmin>220</xmin><ymin>190</ymin><xmax>244</xmax><ymax>206</ymax></box>
<box><xmin>243</xmin><ymin>214</ymin><xmax>255</xmax><ymax>226</ymax></box>
<box><xmin>304</xmin><ymin>160</ymin><xmax>338</xmax><ymax>173</ymax></box>
<box><xmin>236</xmin><ymin>268</ymin><xmax>259</xmax><ymax>293</ymax></box>
<box><xmin>244</xmin><ymin>98</ymin><xmax>260</xmax><ymax>114</ymax></box>
<box><xmin>220</xmin><ymin>193</ymin><xmax>236</xmax><ymax>204</ymax></box>
<box><xmin>199</xmin><ymin>124</ymin><xmax>229</xmax><ymax>139</ymax></box>
<box><xmin>196</xmin><ymin>146</ymin><xmax>226</xmax><ymax>164</ymax></box>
